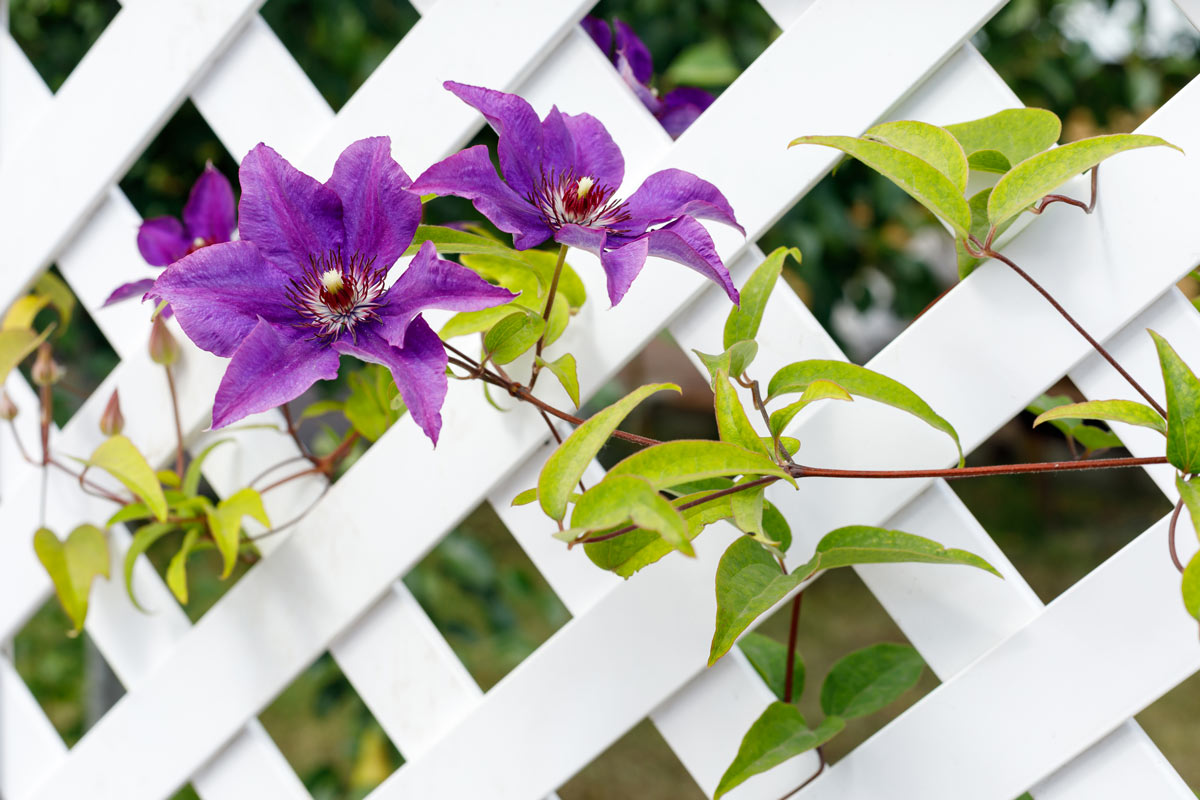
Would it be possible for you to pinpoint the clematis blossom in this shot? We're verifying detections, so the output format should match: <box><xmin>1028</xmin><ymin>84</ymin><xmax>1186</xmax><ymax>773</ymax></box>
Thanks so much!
<box><xmin>150</xmin><ymin>138</ymin><xmax>515</xmax><ymax>444</ymax></box>
<box><xmin>105</xmin><ymin>163</ymin><xmax>237</xmax><ymax>313</ymax></box>
<box><xmin>411</xmin><ymin>82</ymin><xmax>742</xmax><ymax>306</ymax></box>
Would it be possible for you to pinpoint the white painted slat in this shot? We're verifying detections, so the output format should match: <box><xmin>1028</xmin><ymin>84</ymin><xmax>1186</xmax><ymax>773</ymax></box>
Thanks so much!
<box><xmin>0</xmin><ymin>656</ymin><xmax>65</xmax><ymax>799</ymax></box>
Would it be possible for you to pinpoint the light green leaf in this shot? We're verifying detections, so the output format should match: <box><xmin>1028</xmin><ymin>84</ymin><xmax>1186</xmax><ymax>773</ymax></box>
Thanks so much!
<box><xmin>820</xmin><ymin>642</ymin><xmax>924</xmax><ymax>719</ymax></box>
<box><xmin>1033</xmin><ymin>399</ymin><xmax>1165</xmax><ymax>436</ymax></box>
<box><xmin>1183</xmin><ymin>551</ymin><xmax>1200</xmax><ymax>620</ymax></box>
<box><xmin>715</xmin><ymin>370</ymin><xmax>773</xmax><ymax>459</ymax></box>
<box><xmin>542</xmin><ymin>292</ymin><xmax>570</xmax><ymax>348</ymax></box>
<box><xmin>1150</xmin><ymin>330</ymin><xmax>1200</xmax><ymax>473</ymax></box>
<box><xmin>404</xmin><ymin>225</ymin><xmax>516</xmax><ymax>257</ymax></box>
<box><xmin>663</xmin><ymin>38</ymin><xmax>740</xmax><ymax>88</ymax></box>
<box><xmin>483</xmin><ymin>309</ymin><xmax>544</xmax><ymax>365</ymax></box>
<box><xmin>182</xmin><ymin>438</ymin><xmax>234</xmax><ymax>497</ymax></box>
<box><xmin>518</xmin><ymin>249</ymin><xmax>587</xmax><ymax>309</ymax></box>
<box><xmin>441</xmin><ymin>301</ymin><xmax>530</xmax><ymax>340</ymax></box>
<box><xmin>955</xmin><ymin>187</ymin><xmax>1018</xmax><ymax>279</ymax></box>
<box><xmin>123</xmin><ymin>521</ymin><xmax>178</xmax><ymax>612</ymax></box>
<box><xmin>298</xmin><ymin>399</ymin><xmax>345</xmax><ymax>422</ymax></box>
<box><xmin>34</xmin><ymin>270</ymin><xmax>76</xmax><ymax>331</ymax></box>
<box><xmin>695</xmin><ymin>341</ymin><xmax>759</xmax><ymax>384</ymax></box>
<box><xmin>536</xmin><ymin>353</ymin><xmax>580</xmax><ymax>408</ymax></box>
<box><xmin>511</xmin><ymin>487</ymin><xmax>538</xmax><ymax>506</ymax></box>
<box><xmin>864</xmin><ymin>120</ymin><xmax>968</xmax><ymax>191</ymax></box>
<box><xmin>944</xmin><ymin>108</ymin><xmax>1062</xmax><ymax>171</ymax></box>
<box><xmin>809</xmin><ymin>526</ymin><xmax>1001</xmax><ymax>576</ymax></box>
<box><xmin>1027</xmin><ymin>394</ymin><xmax>1122</xmax><ymax>455</ymax></box>
<box><xmin>790</xmin><ymin>135</ymin><xmax>971</xmax><ymax>238</ymax></box>
<box><xmin>723</xmin><ymin>247</ymin><xmax>800</xmax><ymax>350</ymax></box>
<box><xmin>767</xmin><ymin>360</ymin><xmax>962</xmax><ymax>466</ymax></box>
<box><xmin>81</xmin><ymin>435</ymin><xmax>168</xmax><ymax>522</ymax></box>
<box><xmin>768</xmin><ymin>379</ymin><xmax>853</xmax><ymax>438</ymax></box>
<box><xmin>107</xmin><ymin>502</ymin><xmax>153</xmax><ymax>527</ymax></box>
<box><xmin>1177</xmin><ymin>477</ymin><xmax>1200</xmax><ymax>543</ymax></box>
<box><xmin>157</xmin><ymin>470</ymin><xmax>181</xmax><ymax>488</ymax></box>
<box><xmin>0</xmin><ymin>325</ymin><xmax>53</xmax><ymax>383</ymax></box>
<box><xmin>206</xmin><ymin>488</ymin><xmax>270</xmax><ymax>578</ymax></box>
<box><xmin>585</xmin><ymin>489</ymin><xmax>735</xmax><ymax>576</ymax></box>
<box><xmin>730</xmin><ymin>480</ymin><xmax>768</xmax><ymax>541</ymax></box>
<box><xmin>344</xmin><ymin>364</ymin><xmax>402</xmax><ymax>442</ymax></box>
<box><xmin>167</xmin><ymin>527</ymin><xmax>201</xmax><ymax>604</ymax></box>
<box><xmin>738</xmin><ymin>632</ymin><xmax>803</xmax><ymax>702</ymax></box>
<box><xmin>989</xmin><ymin>134</ymin><xmax>1180</xmax><ymax>227</ymax></box>
<box><xmin>714</xmin><ymin>703</ymin><xmax>844</xmax><ymax>799</ymax></box>
<box><xmin>3</xmin><ymin>295</ymin><xmax>50</xmax><ymax>331</ymax></box>
<box><xmin>34</xmin><ymin>525</ymin><xmax>109</xmax><ymax>633</ymax></box>
<box><xmin>606</xmin><ymin>440</ymin><xmax>794</xmax><ymax>492</ymax></box>
<box><xmin>538</xmin><ymin>383</ymin><xmax>680</xmax><ymax>521</ymax></box>
<box><xmin>762</xmin><ymin>500</ymin><xmax>792</xmax><ymax>553</ymax></box>
<box><xmin>571</xmin><ymin>475</ymin><xmax>692</xmax><ymax>556</ymax></box>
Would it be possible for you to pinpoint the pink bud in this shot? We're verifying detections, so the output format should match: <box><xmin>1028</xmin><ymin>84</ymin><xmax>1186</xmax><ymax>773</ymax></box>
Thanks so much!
<box><xmin>31</xmin><ymin>342</ymin><xmax>64</xmax><ymax>386</ymax></box>
<box><xmin>149</xmin><ymin>316</ymin><xmax>180</xmax><ymax>366</ymax></box>
<box><xmin>0</xmin><ymin>391</ymin><xmax>18</xmax><ymax>421</ymax></box>
<box><xmin>99</xmin><ymin>390</ymin><xmax>124</xmax><ymax>437</ymax></box>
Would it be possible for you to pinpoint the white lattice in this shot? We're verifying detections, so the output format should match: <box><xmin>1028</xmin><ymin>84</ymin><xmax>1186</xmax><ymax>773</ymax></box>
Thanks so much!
<box><xmin>2</xmin><ymin>0</ymin><xmax>1199</xmax><ymax>798</ymax></box>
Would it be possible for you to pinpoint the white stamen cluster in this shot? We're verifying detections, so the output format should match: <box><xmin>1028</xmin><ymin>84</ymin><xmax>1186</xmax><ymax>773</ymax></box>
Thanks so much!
<box><xmin>528</xmin><ymin>170</ymin><xmax>631</xmax><ymax>231</ymax></box>
<box><xmin>285</xmin><ymin>250</ymin><xmax>387</xmax><ymax>340</ymax></box>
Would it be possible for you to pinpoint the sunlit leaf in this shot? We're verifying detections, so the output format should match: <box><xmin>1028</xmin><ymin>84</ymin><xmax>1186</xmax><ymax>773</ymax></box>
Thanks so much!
<box><xmin>206</xmin><ymin>488</ymin><xmax>270</xmax><ymax>579</ymax></box>
<box><xmin>944</xmin><ymin>108</ymin><xmax>1061</xmax><ymax>172</ymax></box>
<box><xmin>955</xmin><ymin>187</ymin><xmax>1017</xmax><ymax>278</ymax></box>
<box><xmin>714</xmin><ymin>703</ymin><xmax>843</xmax><ymax>799</ymax></box>
<box><xmin>3</xmin><ymin>294</ymin><xmax>50</xmax><ymax>331</ymax></box>
<box><xmin>79</xmin><ymin>435</ymin><xmax>168</xmax><ymax>521</ymax></box>
<box><xmin>404</xmin><ymin>225</ymin><xmax>516</xmax><ymax>257</ymax></box>
<box><xmin>768</xmin><ymin>379</ymin><xmax>852</xmax><ymax>438</ymax></box>
<box><xmin>715</xmin><ymin>370</ymin><xmax>773</xmax><ymax>458</ymax></box>
<box><xmin>585</xmin><ymin>490</ymin><xmax>735</xmax><ymax>576</ymax></box>
<box><xmin>696</xmin><ymin>341</ymin><xmax>758</xmax><ymax>384</ymax></box>
<box><xmin>723</xmin><ymin>247</ymin><xmax>800</xmax><ymax>350</ymax></box>
<box><xmin>606</xmin><ymin>440</ymin><xmax>794</xmax><ymax>491</ymax></box>
<box><xmin>1183</xmin><ymin>551</ymin><xmax>1200</xmax><ymax>620</ymax></box>
<box><xmin>34</xmin><ymin>270</ymin><xmax>76</xmax><ymax>331</ymax></box>
<box><xmin>1177</xmin><ymin>476</ymin><xmax>1200</xmax><ymax>543</ymax></box>
<box><xmin>34</xmin><ymin>525</ymin><xmax>109</xmax><ymax>632</ymax></box>
<box><xmin>864</xmin><ymin>120</ymin><xmax>968</xmax><ymax>191</ymax></box>
<box><xmin>571</xmin><ymin>475</ymin><xmax>692</xmax><ymax>556</ymax></box>
<box><xmin>182</xmin><ymin>438</ymin><xmax>234</xmax><ymax>497</ymax></box>
<box><xmin>344</xmin><ymin>364</ymin><xmax>402</xmax><ymax>442</ymax></box>
<box><xmin>0</xmin><ymin>325</ymin><xmax>53</xmax><ymax>383</ymax></box>
<box><xmin>123</xmin><ymin>521</ymin><xmax>178</xmax><ymax>612</ymax></box>
<box><xmin>167</xmin><ymin>527</ymin><xmax>201</xmax><ymax>604</ymax></box>
<box><xmin>1033</xmin><ymin>399</ymin><xmax>1165</xmax><ymax>436</ymax></box>
<box><xmin>536</xmin><ymin>353</ymin><xmax>580</xmax><ymax>408</ymax></box>
<box><xmin>1150</xmin><ymin>330</ymin><xmax>1200</xmax><ymax>473</ymax></box>
<box><xmin>483</xmin><ymin>309</ymin><xmax>544</xmax><ymax>365</ymax></box>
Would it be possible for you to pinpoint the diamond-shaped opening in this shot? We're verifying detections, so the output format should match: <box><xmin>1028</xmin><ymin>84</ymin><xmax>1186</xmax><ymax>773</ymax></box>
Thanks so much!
<box><xmin>169</xmin><ymin>786</ymin><xmax>200</xmax><ymax>800</ymax></box>
<box><xmin>951</xmin><ymin>377</ymin><xmax>1171</xmax><ymax>604</ymax></box>
<box><xmin>261</xmin><ymin>0</ymin><xmax>421</xmax><ymax>112</ymax></box>
<box><xmin>558</xmin><ymin>717</ymin><xmax>707</xmax><ymax>799</ymax></box>
<box><xmin>403</xmin><ymin>502</ymin><xmax>570</xmax><ymax>691</ymax></box>
<box><xmin>750</xmin><ymin>567</ymin><xmax>940</xmax><ymax>765</ymax></box>
<box><xmin>974</xmin><ymin>0</ymin><xmax>1200</xmax><ymax>134</ymax></box>
<box><xmin>12</xmin><ymin>596</ymin><xmax>125</xmax><ymax>747</ymax></box>
<box><xmin>15</xmin><ymin>266</ymin><xmax>120</xmax><ymax>428</ymax></box>
<box><xmin>1137</xmin><ymin>668</ymin><xmax>1200</xmax><ymax>792</ymax></box>
<box><xmin>259</xmin><ymin>652</ymin><xmax>403</xmax><ymax>797</ymax></box>
<box><xmin>585</xmin><ymin>0</ymin><xmax>779</xmax><ymax>139</ymax></box>
<box><xmin>8</xmin><ymin>0</ymin><xmax>121</xmax><ymax>93</ymax></box>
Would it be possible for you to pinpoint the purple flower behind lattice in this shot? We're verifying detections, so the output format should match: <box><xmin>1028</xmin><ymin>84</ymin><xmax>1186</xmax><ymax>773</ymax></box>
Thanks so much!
<box><xmin>150</xmin><ymin>138</ymin><xmax>515</xmax><ymax>444</ymax></box>
<box><xmin>104</xmin><ymin>163</ymin><xmax>238</xmax><ymax>316</ymax></box>
<box><xmin>583</xmin><ymin>17</ymin><xmax>716</xmax><ymax>139</ymax></box>
<box><xmin>411</xmin><ymin>82</ymin><xmax>742</xmax><ymax>307</ymax></box>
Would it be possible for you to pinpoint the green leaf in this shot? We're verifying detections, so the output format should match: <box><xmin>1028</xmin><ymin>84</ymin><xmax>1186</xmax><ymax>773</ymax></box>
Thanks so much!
<box><xmin>768</xmin><ymin>379</ymin><xmax>853</xmax><ymax>438</ymax></box>
<box><xmin>810</xmin><ymin>526</ymin><xmax>1001</xmax><ymax>576</ymax></box>
<box><xmin>606</xmin><ymin>440</ymin><xmax>795</xmax><ymax>491</ymax></box>
<box><xmin>3</xmin><ymin>294</ymin><xmax>50</xmax><ymax>330</ymax></box>
<box><xmin>715</xmin><ymin>370</ymin><xmax>773</xmax><ymax>459</ymax></box>
<box><xmin>663</xmin><ymin>38</ymin><xmax>740</xmax><ymax>88</ymax></box>
<box><xmin>723</xmin><ymin>247</ymin><xmax>800</xmax><ymax>350</ymax></box>
<box><xmin>483</xmin><ymin>309</ymin><xmax>544</xmax><ymax>365</ymax></box>
<box><xmin>34</xmin><ymin>525</ymin><xmax>109</xmax><ymax>633</ymax></box>
<box><xmin>206</xmin><ymin>488</ymin><xmax>270</xmax><ymax>578</ymax></box>
<box><xmin>955</xmin><ymin>187</ymin><xmax>1018</xmax><ymax>279</ymax></box>
<box><xmin>538</xmin><ymin>383</ymin><xmax>680</xmax><ymax>521</ymax></box>
<box><xmin>511</xmin><ymin>487</ymin><xmax>538</xmax><ymax>506</ymax></box>
<box><xmin>1177</xmin><ymin>476</ymin><xmax>1200</xmax><ymax>543</ymax></box>
<box><xmin>730</xmin><ymin>480</ymin><xmax>767</xmax><ymax>539</ymax></box>
<box><xmin>989</xmin><ymin>134</ymin><xmax>1181</xmax><ymax>227</ymax></box>
<box><xmin>518</xmin><ymin>249</ymin><xmax>587</xmax><ymax>309</ymax></box>
<box><xmin>123</xmin><ymin>521</ymin><xmax>178</xmax><ymax>612</ymax></box>
<box><xmin>767</xmin><ymin>360</ymin><xmax>962</xmax><ymax>466</ymax></box>
<box><xmin>404</xmin><ymin>225</ymin><xmax>516</xmax><ymax>257</ymax></box>
<box><xmin>157</xmin><ymin>470</ymin><xmax>181</xmax><ymax>488</ymax></box>
<box><xmin>585</xmin><ymin>489</ymin><xmax>735</xmax><ymax>576</ymax></box>
<box><xmin>714</xmin><ymin>703</ymin><xmax>844</xmax><ymax>799</ymax></box>
<box><xmin>762</xmin><ymin>500</ymin><xmax>792</xmax><ymax>553</ymax></box>
<box><xmin>1033</xmin><ymin>399</ymin><xmax>1165</xmax><ymax>436</ymax></box>
<box><xmin>107</xmin><ymin>502</ymin><xmax>153</xmax><ymax>527</ymax></box>
<box><xmin>1027</xmin><ymin>394</ymin><xmax>1122</xmax><ymax>455</ymax></box>
<box><xmin>542</xmin><ymin>292</ymin><xmax>570</xmax><ymax>348</ymax></box>
<box><xmin>298</xmin><ymin>399</ymin><xmax>345</xmax><ymax>422</ymax></box>
<box><xmin>571</xmin><ymin>475</ymin><xmax>692</xmax><ymax>556</ymax></box>
<box><xmin>1150</xmin><ymin>330</ymin><xmax>1200</xmax><ymax>473</ymax></box>
<box><xmin>864</xmin><ymin>120</ymin><xmax>968</xmax><ymax>191</ymax></box>
<box><xmin>536</xmin><ymin>353</ymin><xmax>580</xmax><ymax>408</ymax></box>
<box><xmin>0</xmin><ymin>325</ymin><xmax>53</xmax><ymax>383</ymax></box>
<box><xmin>167</xmin><ymin>527</ymin><xmax>201</xmax><ymax>604</ymax></box>
<box><xmin>789</xmin><ymin>135</ymin><xmax>971</xmax><ymax>238</ymax></box>
<box><xmin>738</xmin><ymin>632</ymin><xmax>803</xmax><ymax>702</ymax></box>
<box><xmin>944</xmin><ymin>108</ymin><xmax>1062</xmax><ymax>171</ymax></box>
<box><xmin>695</xmin><ymin>341</ymin><xmax>758</xmax><ymax>384</ymax></box>
<box><xmin>182</xmin><ymin>438</ymin><xmax>234</xmax><ymax>497</ymax></box>
<box><xmin>820</xmin><ymin>642</ymin><xmax>924</xmax><ymax>719</ymax></box>
<box><xmin>1183</xmin><ymin>551</ymin><xmax>1200</xmax><ymax>620</ymax></box>
<box><xmin>344</xmin><ymin>364</ymin><xmax>402</xmax><ymax>442</ymax></box>
<box><xmin>34</xmin><ymin>270</ymin><xmax>76</xmax><ymax>331</ymax></box>
<box><xmin>80</xmin><ymin>435</ymin><xmax>168</xmax><ymax>522</ymax></box>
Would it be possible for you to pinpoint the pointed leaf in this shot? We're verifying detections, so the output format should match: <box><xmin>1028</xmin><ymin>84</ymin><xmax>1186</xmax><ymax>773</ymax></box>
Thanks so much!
<box><xmin>812</xmin><ymin>526</ymin><xmax>1000</xmax><ymax>576</ymax></box>
<box><xmin>344</xmin><ymin>364</ymin><xmax>402</xmax><ymax>441</ymax></box>
<box><xmin>696</xmin><ymin>341</ymin><xmax>758</xmax><ymax>384</ymax></box>
<box><xmin>0</xmin><ymin>325</ymin><xmax>53</xmax><ymax>383</ymax></box>
<box><xmin>1183</xmin><ymin>551</ymin><xmax>1200</xmax><ymax>620</ymax></box>
<box><xmin>956</xmin><ymin>187</ymin><xmax>1018</xmax><ymax>279</ymax></box>
<box><xmin>966</xmin><ymin>149</ymin><xmax>1012</xmax><ymax>173</ymax></box>
<box><xmin>715</xmin><ymin>370</ymin><xmax>773</xmax><ymax>458</ymax></box>
<box><xmin>34</xmin><ymin>271</ymin><xmax>76</xmax><ymax>331</ymax></box>
<box><xmin>1033</xmin><ymin>399</ymin><xmax>1165</xmax><ymax>436</ymax></box>
<box><xmin>34</xmin><ymin>525</ymin><xmax>109</xmax><ymax>632</ymax></box>
<box><xmin>206</xmin><ymin>488</ymin><xmax>270</xmax><ymax>578</ymax></box>
<box><xmin>723</xmin><ymin>247</ymin><xmax>800</xmax><ymax>349</ymax></box>
<box><xmin>864</xmin><ymin>120</ymin><xmax>968</xmax><ymax>191</ymax></box>
<box><xmin>571</xmin><ymin>475</ymin><xmax>692</xmax><ymax>556</ymax></box>
<box><xmin>483</xmin><ymin>309</ymin><xmax>544</xmax><ymax>365</ymax></box>
<box><xmin>586</xmin><ymin>489</ymin><xmax>735</xmax><ymax>576</ymax></box>
<box><xmin>944</xmin><ymin>108</ymin><xmax>1061</xmax><ymax>170</ymax></box>
<box><xmin>3</xmin><ymin>295</ymin><xmax>50</xmax><ymax>331</ymax></box>
<box><xmin>182</xmin><ymin>438</ymin><xmax>234</xmax><ymax>497</ymax></box>
<box><xmin>511</xmin><ymin>487</ymin><xmax>538</xmax><ymax>506</ymax></box>
<box><xmin>123</xmin><ymin>522</ymin><xmax>178</xmax><ymax>612</ymax></box>
<box><xmin>730</xmin><ymin>481</ymin><xmax>767</xmax><ymax>540</ymax></box>
<box><xmin>1150</xmin><ymin>330</ymin><xmax>1200</xmax><ymax>473</ymax></box>
<box><xmin>536</xmin><ymin>353</ymin><xmax>580</xmax><ymax>408</ymax></box>
<box><xmin>769</xmin><ymin>379</ymin><xmax>853</xmax><ymax>438</ymax></box>
<box><xmin>606</xmin><ymin>440</ymin><xmax>794</xmax><ymax>491</ymax></box>
<box><xmin>441</xmin><ymin>302</ymin><xmax>531</xmax><ymax>340</ymax></box>
<box><xmin>714</xmin><ymin>704</ymin><xmax>844</xmax><ymax>799</ymax></box>
<box><xmin>404</xmin><ymin>224</ymin><xmax>517</xmax><ymax>257</ymax></box>
<box><xmin>167</xmin><ymin>527</ymin><xmax>201</xmax><ymax>604</ymax></box>
<box><xmin>1176</xmin><ymin>476</ymin><xmax>1200</xmax><ymax>542</ymax></box>
<box><xmin>81</xmin><ymin>435</ymin><xmax>168</xmax><ymax>521</ymax></box>
<box><xmin>820</xmin><ymin>642</ymin><xmax>924</xmax><ymax>719</ymax></box>
<box><xmin>989</xmin><ymin>134</ymin><xmax>1180</xmax><ymax>227</ymax></box>
<box><xmin>738</xmin><ymin>632</ymin><xmax>803</xmax><ymax>703</ymax></box>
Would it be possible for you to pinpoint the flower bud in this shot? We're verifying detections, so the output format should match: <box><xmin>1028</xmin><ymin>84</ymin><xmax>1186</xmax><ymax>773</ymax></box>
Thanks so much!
<box><xmin>149</xmin><ymin>316</ymin><xmax>180</xmax><ymax>366</ymax></box>
<box><xmin>31</xmin><ymin>342</ymin><xmax>65</xmax><ymax>386</ymax></box>
<box><xmin>0</xmin><ymin>391</ymin><xmax>18</xmax><ymax>421</ymax></box>
<box><xmin>99</xmin><ymin>389</ymin><xmax>124</xmax><ymax>437</ymax></box>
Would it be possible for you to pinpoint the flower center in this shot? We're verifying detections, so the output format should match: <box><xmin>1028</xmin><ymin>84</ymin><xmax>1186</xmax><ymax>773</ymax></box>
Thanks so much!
<box><xmin>285</xmin><ymin>250</ymin><xmax>386</xmax><ymax>340</ymax></box>
<box><xmin>528</xmin><ymin>170</ymin><xmax>631</xmax><ymax>232</ymax></box>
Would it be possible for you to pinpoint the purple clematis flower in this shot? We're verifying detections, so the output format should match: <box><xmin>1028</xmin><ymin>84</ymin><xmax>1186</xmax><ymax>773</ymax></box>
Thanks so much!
<box><xmin>105</xmin><ymin>163</ymin><xmax>238</xmax><ymax>314</ymax></box>
<box><xmin>150</xmin><ymin>138</ymin><xmax>515</xmax><ymax>444</ymax></box>
<box><xmin>411</xmin><ymin>82</ymin><xmax>742</xmax><ymax>307</ymax></box>
<box><xmin>583</xmin><ymin>17</ymin><xmax>716</xmax><ymax>139</ymax></box>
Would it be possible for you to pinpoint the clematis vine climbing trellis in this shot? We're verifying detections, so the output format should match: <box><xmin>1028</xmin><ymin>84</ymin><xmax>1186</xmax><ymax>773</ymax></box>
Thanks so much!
<box><xmin>4</xmin><ymin>2</ymin><xmax>1200</xmax><ymax>800</ymax></box>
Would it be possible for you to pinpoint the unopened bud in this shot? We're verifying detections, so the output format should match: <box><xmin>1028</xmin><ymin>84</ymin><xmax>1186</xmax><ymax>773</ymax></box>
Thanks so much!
<box><xmin>99</xmin><ymin>390</ymin><xmax>124</xmax><ymax>437</ymax></box>
<box><xmin>31</xmin><ymin>342</ymin><xmax>64</xmax><ymax>386</ymax></box>
<box><xmin>149</xmin><ymin>316</ymin><xmax>180</xmax><ymax>366</ymax></box>
<box><xmin>0</xmin><ymin>391</ymin><xmax>18</xmax><ymax>421</ymax></box>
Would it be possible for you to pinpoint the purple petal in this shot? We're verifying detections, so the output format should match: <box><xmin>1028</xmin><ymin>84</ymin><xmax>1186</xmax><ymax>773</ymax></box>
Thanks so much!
<box><xmin>641</xmin><ymin>217</ymin><xmax>739</xmax><ymax>304</ymax></box>
<box><xmin>378</xmin><ymin>240</ymin><xmax>515</xmax><ymax>348</ymax></box>
<box><xmin>581</xmin><ymin>16</ymin><xmax>613</xmax><ymax>57</ymax></box>
<box><xmin>616</xmin><ymin>51</ymin><xmax>663</xmax><ymax>116</ymax></box>
<box><xmin>183</xmin><ymin>163</ymin><xmax>236</xmax><ymax>244</ymax></box>
<box><xmin>657</xmin><ymin>88</ymin><xmax>715</xmax><ymax>139</ymax></box>
<box><xmin>614</xmin><ymin>20</ymin><xmax>653</xmax><ymax>84</ymax></box>
<box><xmin>212</xmin><ymin>319</ymin><xmax>340</xmax><ymax>429</ymax></box>
<box><xmin>539</xmin><ymin>106</ymin><xmax>576</xmax><ymax>183</ymax></box>
<box><xmin>150</xmin><ymin>241</ymin><xmax>296</xmax><ymax>357</ymax></box>
<box><xmin>103</xmin><ymin>278</ymin><xmax>157</xmax><ymax>307</ymax></box>
<box><xmin>325</xmin><ymin>137</ymin><xmax>421</xmax><ymax>270</ymax></box>
<box><xmin>137</xmin><ymin>217</ymin><xmax>192</xmax><ymax>267</ymax></box>
<box><xmin>661</xmin><ymin>86</ymin><xmax>715</xmax><ymax>112</ymax></box>
<box><xmin>599</xmin><ymin>237</ymin><xmax>649</xmax><ymax>306</ymax></box>
<box><xmin>411</xmin><ymin>145</ymin><xmax>551</xmax><ymax>250</ymax></box>
<box><xmin>623</xmin><ymin>168</ymin><xmax>744</xmax><ymax>235</ymax></box>
<box><xmin>238</xmin><ymin>143</ymin><xmax>344</xmax><ymax>276</ymax></box>
<box><xmin>444</xmin><ymin>81</ymin><xmax>544</xmax><ymax>198</ymax></box>
<box><xmin>560</xmin><ymin>112</ymin><xmax>625</xmax><ymax>190</ymax></box>
<box><xmin>553</xmin><ymin>223</ymin><xmax>607</xmax><ymax>257</ymax></box>
<box><xmin>333</xmin><ymin>319</ymin><xmax>447</xmax><ymax>445</ymax></box>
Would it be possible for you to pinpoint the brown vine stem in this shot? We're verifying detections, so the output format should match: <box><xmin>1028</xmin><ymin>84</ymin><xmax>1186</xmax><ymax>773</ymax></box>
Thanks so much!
<box><xmin>776</xmin><ymin>749</ymin><xmax>826</xmax><ymax>800</ymax></box>
<box><xmin>529</xmin><ymin>243</ymin><xmax>570</xmax><ymax>390</ymax></box>
<box><xmin>783</xmin><ymin>590</ymin><xmax>803</xmax><ymax>703</ymax></box>
<box><xmin>165</xmin><ymin>364</ymin><xmax>186</xmax><ymax>479</ymax></box>
<box><xmin>1169</xmin><ymin>497</ymin><xmax>1186</xmax><ymax>573</ymax></box>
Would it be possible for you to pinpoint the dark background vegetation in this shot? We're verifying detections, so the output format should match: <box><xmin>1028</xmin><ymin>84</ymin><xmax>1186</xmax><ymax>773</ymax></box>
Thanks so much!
<box><xmin>7</xmin><ymin>0</ymin><xmax>1199</xmax><ymax>797</ymax></box>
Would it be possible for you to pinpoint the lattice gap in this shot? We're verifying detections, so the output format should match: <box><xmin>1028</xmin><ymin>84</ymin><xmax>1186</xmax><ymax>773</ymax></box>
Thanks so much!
<box><xmin>558</xmin><ymin>717</ymin><xmax>707</xmax><ymax>799</ymax></box>
<box><xmin>6</xmin><ymin>0</ymin><xmax>120</xmax><ymax>93</ymax></box>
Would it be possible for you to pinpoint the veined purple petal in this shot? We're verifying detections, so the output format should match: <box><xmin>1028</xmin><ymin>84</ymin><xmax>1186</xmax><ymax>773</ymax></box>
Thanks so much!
<box><xmin>615</xmin><ymin>51</ymin><xmax>663</xmax><ymax>116</ymax></box>
<box><xmin>614</xmin><ymin>20</ymin><xmax>653</xmax><ymax>85</ymax></box>
<box><xmin>333</xmin><ymin>319</ymin><xmax>447</xmax><ymax>445</ymax></box>
<box><xmin>657</xmin><ymin>88</ymin><xmax>715</xmax><ymax>139</ymax></box>
<box><xmin>411</xmin><ymin>145</ymin><xmax>551</xmax><ymax>250</ymax></box>
<box><xmin>183</xmin><ymin>163</ymin><xmax>236</xmax><ymax>244</ymax></box>
<box><xmin>137</xmin><ymin>217</ymin><xmax>192</xmax><ymax>267</ymax></box>
<box><xmin>151</xmin><ymin>241</ymin><xmax>296</xmax><ymax>357</ymax></box>
<box><xmin>661</xmin><ymin>86</ymin><xmax>715</xmax><ymax>112</ymax></box>
<box><xmin>642</xmin><ymin>216</ymin><xmax>739</xmax><ymax>304</ymax></box>
<box><xmin>212</xmin><ymin>319</ymin><xmax>340</xmax><ymax>429</ymax></box>
<box><xmin>379</xmin><ymin>240</ymin><xmax>515</xmax><ymax>347</ymax></box>
<box><xmin>326</xmin><ymin>137</ymin><xmax>421</xmax><ymax>271</ymax></box>
<box><xmin>239</xmin><ymin>143</ymin><xmax>344</xmax><ymax>276</ymax></box>
<box><xmin>560</xmin><ymin>111</ymin><xmax>625</xmax><ymax>190</ymax></box>
<box><xmin>581</xmin><ymin>16</ymin><xmax>613</xmax><ymax>57</ymax></box>
<box><xmin>623</xmin><ymin>168</ymin><xmax>744</xmax><ymax>235</ymax></box>
<box><xmin>553</xmin><ymin>223</ymin><xmax>607</xmax><ymax>257</ymax></box>
<box><xmin>444</xmin><ymin>81</ymin><xmax>544</xmax><ymax>198</ymax></box>
<box><xmin>599</xmin><ymin>237</ymin><xmax>649</xmax><ymax>306</ymax></box>
<box><xmin>539</xmin><ymin>107</ymin><xmax>576</xmax><ymax>183</ymax></box>
<box><xmin>103</xmin><ymin>278</ymin><xmax>157</xmax><ymax>308</ymax></box>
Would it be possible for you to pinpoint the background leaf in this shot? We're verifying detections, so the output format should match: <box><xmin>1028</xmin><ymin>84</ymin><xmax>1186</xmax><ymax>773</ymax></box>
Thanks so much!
<box><xmin>944</xmin><ymin>108</ymin><xmax>1061</xmax><ymax>171</ymax></box>
<box><xmin>34</xmin><ymin>525</ymin><xmax>109</xmax><ymax>632</ymax></box>
<box><xmin>1033</xmin><ymin>398</ymin><xmax>1165</xmax><ymax>435</ymax></box>
<box><xmin>714</xmin><ymin>703</ymin><xmax>843</xmax><ymax>799</ymax></box>
<box><xmin>206</xmin><ymin>488</ymin><xmax>270</xmax><ymax>578</ymax></box>
<box><xmin>738</xmin><ymin>632</ymin><xmax>803</xmax><ymax>702</ymax></box>
<box><xmin>820</xmin><ymin>642</ymin><xmax>924</xmax><ymax>719</ymax></box>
